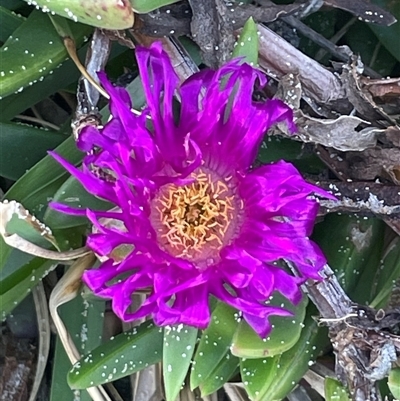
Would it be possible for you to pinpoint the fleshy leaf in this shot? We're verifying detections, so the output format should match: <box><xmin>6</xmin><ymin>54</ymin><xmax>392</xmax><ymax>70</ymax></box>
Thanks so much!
<box><xmin>0</xmin><ymin>10</ymin><xmax>92</xmax><ymax>99</ymax></box>
<box><xmin>0</xmin><ymin>122</ymin><xmax>67</xmax><ymax>180</ymax></box>
<box><xmin>23</xmin><ymin>0</ymin><xmax>134</xmax><ymax>29</ymax></box>
<box><xmin>231</xmin><ymin>293</ymin><xmax>308</xmax><ymax>358</ymax></box>
<box><xmin>163</xmin><ymin>325</ymin><xmax>198</xmax><ymax>401</ymax></box>
<box><xmin>0</xmin><ymin>226</ymin><xmax>84</xmax><ymax>318</ymax></box>
<box><xmin>370</xmin><ymin>235</ymin><xmax>400</xmax><ymax>308</ymax></box>
<box><xmin>232</xmin><ymin>17</ymin><xmax>259</xmax><ymax>65</ymax></box>
<box><xmin>68</xmin><ymin>320</ymin><xmax>163</xmax><ymax>389</ymax></box>
<box><xmin>1</xmin><ymin>259</ymin><xmax>57</xmax><ymax>320</ymax></box>
<box><xmin>0</xmin><ymin>5</ymin><xmax>25</xmax><ymax>43</ymax></box>
<box><xmin>388</xmin><ymin>367</ymin><xmax>400</xmax><ymax>399</ymax></box>
<box><xmin>0</xmin><ymin>136</ymin><xmax>83</xmax><ymax>294</ymax></box>
<box><xmin>325</xmin><ymin>378</ymin><xmax>351</xmax><ymax>401</ymax></box>
<box><xmin>369</xmin><ymin>0</ymin><xmax>400</xmax><ymax>62</ymax></box>
<box><xmin>240</xmin><ymin>306</ymin><xmax>329</xmax><ymax>401</ymax></box>
<box><xmin>191</xmin><ymin>302</ymin><xmax>238</xmax><ymax>390</ymax></box>
<box><xmin>50</xmin><ymin>289</ymin><xmax>105</xmax><ymax>401</ymax></box>
<box><xmin>313</xmin><ymin>214</ymin><xmax>384</xmax><ymax>302</ymax></box>
<box><xmin>130</xmin><ymin>0</ymin><xmax>180</xmax><ymax>13</ymax></box>
<box><xmin>44</xmin><ymin>175</ymin><xmax>112</xmax><ymax>229</ymax></box>
<box><xmin>199</xmin><ymin>352</ymin><xmax>239</xmax><ymax>396</ymax></box>
<box><xmin>5</xmin><ymin>136</ymin><xmax>83</xmax><ymax>217</ymax></box>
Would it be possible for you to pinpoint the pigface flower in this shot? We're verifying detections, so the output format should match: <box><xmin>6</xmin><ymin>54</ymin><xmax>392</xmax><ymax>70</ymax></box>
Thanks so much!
<box><xmin>51</xmin><ymin>42</ymin><xmax>334</xmax><ymax>337</ymax></box>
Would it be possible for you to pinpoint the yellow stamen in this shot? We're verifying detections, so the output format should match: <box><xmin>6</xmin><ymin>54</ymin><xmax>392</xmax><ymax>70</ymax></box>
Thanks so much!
<box><xmin>151</xmin><ymin>168</ymin><xmax>238</xmax><ymax>263</ymax></box>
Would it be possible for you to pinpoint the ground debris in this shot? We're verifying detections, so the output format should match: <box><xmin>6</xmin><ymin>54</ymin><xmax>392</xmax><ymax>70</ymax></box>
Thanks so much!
<box><xmin>0</xmin><ymin>333</ymin><xmax>35</xmax><ymax>401</ymax></box>
<box><xmin>340</xmin><ymin>57</ymin><xmax>398</xmax><ymax>125</ymax></box>
<box><xmin>330</xmin><ymin>306</ymin><xmax>400</xmax><ymax>398</ymax></box>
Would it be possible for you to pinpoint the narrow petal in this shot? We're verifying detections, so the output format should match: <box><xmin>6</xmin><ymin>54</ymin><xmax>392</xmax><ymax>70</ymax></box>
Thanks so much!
<box><xmin>155</xmin><ymin>284</ymin><xmax>210</xmax><ymax>329</ymax></box>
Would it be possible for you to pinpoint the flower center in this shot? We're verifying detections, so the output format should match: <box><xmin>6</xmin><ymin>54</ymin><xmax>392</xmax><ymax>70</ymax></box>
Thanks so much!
<box><xmin>151</xmin><ymin>168</ymin><xmax>242</xmax><ymax>266</ymax></box>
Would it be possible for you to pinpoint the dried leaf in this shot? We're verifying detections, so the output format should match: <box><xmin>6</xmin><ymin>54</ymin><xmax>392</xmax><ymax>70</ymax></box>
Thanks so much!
<box><xmin>362</xmin><ymin>76</ymin><xmax>400</xmax><ymax>98</ymax></box>
<box><xmin>49</xmin><ymin>253</ymin><xmax>111</xmax><ymax>401</ymax></box>
<box><xmin>29</xmin><ymin>284</ymin><xmax>50</xmax><ymax>401</ymax></box>
<box><xmin>0</xmin><ymin>200</ymin><xmax>56</xmax><ymax>247</ymax></box>
<box><xmin>345</xmin><ymin>147</ymin><xmax>400</xmax><ymax>180</ymax></box>
<box><xmin>384</xmin><ymin>126</ymin><xmax>400</xmax><ymax>148</ymax></box>
<box><xmin>0</xmin><ymin>200</ymin><xmax>90</xmax><ymax>260</ymax></box>
<box><xmin>277</xmin><ymin>111</ymin><xmax>381</xmax><ymax>151</ymax></box>
<box><xmin>340</xmin><ymin>57</ymin><xmax>396</xmax><ymax>124</ymax></box>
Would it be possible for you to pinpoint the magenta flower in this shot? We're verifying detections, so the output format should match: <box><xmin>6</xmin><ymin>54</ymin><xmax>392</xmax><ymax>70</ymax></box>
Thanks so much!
<box><xmin>50</xmin><ymin>42</ymin><xmax>334</xmax><ymax>337</ymax></box>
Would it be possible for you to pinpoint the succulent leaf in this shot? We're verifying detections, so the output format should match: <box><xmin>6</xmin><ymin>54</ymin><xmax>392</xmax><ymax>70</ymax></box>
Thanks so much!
<box><xmin>232</xmin><ymin>17</ymin><xmax>259</xmax><ymax>65</ymax></box>
<box><xmin>22</xmin><ymin>0</ymin><xmax>134</xmax><ymax>29</ymax></box>
<box><xmin>130</xmin><ymin>0</ymin><xmax>180</xmax><ymax>13</ymax></box>
<box><xmin>163</xmin><ymin>325</ymin><xmax>198</xmax><ymax>401</ymax></box>
<box><xmin>388</xmin><ymin>367</ymin><xmax>400</xmax><ymax>399</ymax></box>
<box><xmin>190</xmin><ymin>302</ymin><xmax>238</xmax><ymax>390</ymax></box>
<box><xmin>240</xmin><ymin>306</ymin><xmax>329</xmax><ymax>401</ymax></box>
<box><xmin>67</xmin><ymin>320</ymin><xmax>163</xmax><ymax>389</ymax></box>
<box><xmin>199</xmin><ymin>352</ymin><xmax>239</xmax><ymax>396</ymax></box>
<box><xmin>231</xmin><ymin>293</ymin><xmax>308</xmax><ymax>358</ymax></box>
<box><xmin>313</xmin><ymin>214</ymin><xmax>385</xmax><ymax>303</ymax></box>
<box><xmin>325</xmin><ymin>378</ymin><xmax>351</xmax><ymax>401</ymax></box>
<box><xmin>0</xmin><ymin>10</ymin><xmax>92</xmax><ymax>99</ymax></box>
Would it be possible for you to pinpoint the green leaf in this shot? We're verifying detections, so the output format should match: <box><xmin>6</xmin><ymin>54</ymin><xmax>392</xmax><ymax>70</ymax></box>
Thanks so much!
<box><xmin>370</xmin><ymin>236</ymin><xmax>400</xmax><ymax>308</ymax></box>
<box><xmin>68</xmin><ymin>320</ymin><xmax>163</xmax><ymax>389</ymax></box>
<box><xmin>44</xmin><ymin>175</ymin><xmax>112</xmax><ymax>229</ymax></box>
<box><xmin>0</xmin><ymin>250</ymin><xmax>38</xmax><ymax>295</ymax></box>
<box><xmin>130</xmin><ymin>0</ymin><xmax>180</xmax><ymax>13</ymax></box>
<box><xmin>369</xmin><ymin>0</ymin><xmax>400</xmax><ymax>63</ymax></box>
<box><xmin>1</xmin><ymin>136</ymin><xmax>82</xmax><ymax>280</ymax></box>
<box><xmin>325</xmin><ymin>378</ymin><xmax>351</xmax><ymax>401</ymax></box>
<box><xmin>179</xmin><ymin>36</ymin><xmax>202</xmax><ymax>66</ymax></box>
<box><xmin>345</xmin><ymin>20</ymin><xmax>397</xmax><ymax>76</ymax></box>
<box><xmin>191</xmin><ymin>302</ymin><xmax>237</xmax><ymax>390</ymax></box>
<box><xmin>0</xmin><ymin>122</ymin><xmax>67</xmax><ymax>180</ymax></box>
<box><xmin>48</xmin><ymin>13</ymin><xmax>75</xmax><ymax>39</ymax></box>
<box><xmin>241</xmin><ymin>355</ymin><xmax>280</xmax><ymax>401</ymax></box>
<box><xmin>241</xmin><ymin>307</ymin><xmax>329</xmax><ymax>401</ymax></box>
<box><xmin>0</xmin><ymin>236</ymin><xmax>12</xmax><ymax>275</ymax></box>
<box><xmin>313</xmin><ymin>214</ymin><xmax>385</xmax><ymax>303</ymax></box>
<box><xmin>388</xmin><ymin>368</ymin><xmax>400</xmax><ymax>399</ymax></box>
<box><xmin>299</xmin><ymin>10</ymin><xmax>339</xmax><ymax>63</ymax></box>
<box><xmin>0</xmin><ymin>1</ymin><xmax>26</xmax><ymax>11</ymax></box>
<box><xmin>163</xmin><ymin>325</ymin><xmax>198</xmax><ymax>401</ymax></box>
<box><xmin>50</xmin><ymin>288</ymin><xmax>105</xmax><ymax>401</ymax></box>
<box><xmin>0</xmin><ymin>43</ymin><xmax>128</xmax><ymax>122</ymax></box>
<box><xmin>199</xmin><ymin>352</ymin><xmax>239</xmax><ymax>396</ymax></box>
<box><xmin>0</xmin><ymin>10</ymin><xmax>92</xmax><ymax>99</ymax></box>
<box><xmin>258</xmin><ymin>136</ymin><xmax>325</xmax><ymax>174</ymax></box>
<box><xmin>231</xmin><ymin>293</ymin><xmax>308</xmax><ymax>358</ymax></box>
<box><xmin>23</xmin><ymin>0</ymin><xmax>133</xmax><ymax>29</ymax></box>
<box><xmin>0</xmin><ymin>225</ymin><xmax>83</xmax><ymax>317</ymax></box>
<box><xmin>0</xmin><ymin>5</ymin><xmax>25</xmax><ymax>43</ymax></box>
<box><xmin>0</xmin><ymin>258</ymin><xmax>57</xmax><ymax>320</ymax></box>
<box><xmin>232</xmin><ymin>17</ymin><xmax>258</xmax><ymax>65</ymax></box>
<box><xmin>4</xmin><ymin>136</ymin><xmax>83</xmax><ymax>217</ymax></box>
